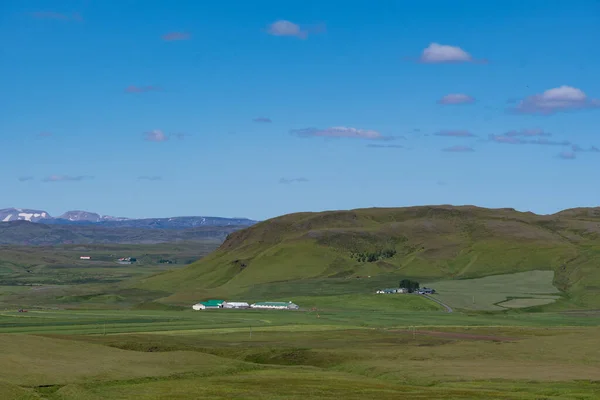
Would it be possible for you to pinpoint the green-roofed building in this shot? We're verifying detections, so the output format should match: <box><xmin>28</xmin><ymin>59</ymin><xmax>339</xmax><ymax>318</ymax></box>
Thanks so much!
<box><xmin>192</xmin><ymin>299</ymin><xmax>224</xmax><ymax>310</ymax></box>
<box><xmin>250</xmin><ymin>301</ymin><xmax>299</xmax><ymax>310</ymax></box>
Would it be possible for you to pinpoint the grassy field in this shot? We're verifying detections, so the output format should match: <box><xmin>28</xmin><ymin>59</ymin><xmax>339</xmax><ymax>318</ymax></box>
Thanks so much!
<box><xmin>429</xmin><ymin>270</ymin><xmax>561</xmax><ymax>311</ymax></box>
<box><xmin>1</xmin><ymin>308</ymin><xmax>600</xmax><ymax>399</ymax></box>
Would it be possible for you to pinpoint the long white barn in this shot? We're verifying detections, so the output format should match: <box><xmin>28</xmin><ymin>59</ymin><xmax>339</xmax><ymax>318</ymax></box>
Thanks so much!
<box><xmin>222</xmin><ymin>301</ymin><xmax>250</xmax><ymax>309</ymax></box>
<box><xmin>251</xmin><ymin>301</ymin><xmax>299</xmax><ymax>310</ymax></box>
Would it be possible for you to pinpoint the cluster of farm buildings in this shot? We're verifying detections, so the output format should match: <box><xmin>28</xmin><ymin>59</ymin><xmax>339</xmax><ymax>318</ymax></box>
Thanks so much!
<box><xmin>376</xmin><ymin>287</ymin><xmax>436</xmax><ymax>294</ymax></box>
<box><xmin>192</xmin><ymin>300</ymin><xmax>300</xmax><ymax>310</ymax></box>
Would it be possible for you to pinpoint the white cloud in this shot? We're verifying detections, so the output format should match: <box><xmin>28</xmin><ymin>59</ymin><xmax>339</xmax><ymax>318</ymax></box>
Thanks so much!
<box><xmin>279</xmin><ymin>177</ymin><xmax>308</xmax><ymax>184</ymax></box>
<box><xmin>438</xmin><ymin>93</ymin><xmax>475</xmax><ymax>104</ymax></box>
<box><xmin>512</xmin><ymin>86</ymin><xmax>600</xmax><ymax>115</ymax></box>
<box><xmin>420</xmin><ymin>43</ymin><xmax>474</xmax><ymax>63</ymax></box>
<box><xmin>291</xmin><ymin>126</ymin><xmax>390</xmax><ymax>140</ymax></box>
<box><xmin>442</xmin><ymin>145</ymin><xmax>474</xmax><ymax>152</ymax></box>
<box><xmin>267</xmin><ymin>20</ymin><xmax>307</xmax><ymax>39</ymax></box>
<box><xmin>143</xmin><ymin>130</ymin><xmax>169</xmax><ymax>142</ymax></box>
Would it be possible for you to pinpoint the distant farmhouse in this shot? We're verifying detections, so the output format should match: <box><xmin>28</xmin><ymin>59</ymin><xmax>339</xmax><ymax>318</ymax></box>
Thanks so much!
<box><xmin>376</xmin><ymin>288</ymin><xmax>408</xmax><ymax>294</ymax></box>
<box><xmin>192</xmin><ymin>300</ymin><xmax>224</xmax><ymax>310</ymax></box>
<box><xmin>117</xmin><ymin>257</ymin><xmax>137</xmax><ymax>265</ymax></box>
<box><xmin>251</xmin><ymin>301</ymin><xmax>299</xmax><ymax>310</ymax></box>
<box><xmin>417</xmin><ymin>287</ymin><xmax>436</xmax><ymax>294</ymax></box>
<box><xmin>79</xmin><ymin>256</ymin><xmax>91</xmax><ymax>260</ymax></box>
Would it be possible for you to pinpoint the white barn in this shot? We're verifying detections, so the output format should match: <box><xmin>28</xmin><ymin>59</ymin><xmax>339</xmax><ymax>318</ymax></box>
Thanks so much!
<box><xmin>251</xmin><ymin>301</ymin><xmax>299</xmax><ymax>310</ymax></box>
<box><xmin>222</xmin><ymin>301</ymin><xmax>250</xmax><ymax>309</ymax></box>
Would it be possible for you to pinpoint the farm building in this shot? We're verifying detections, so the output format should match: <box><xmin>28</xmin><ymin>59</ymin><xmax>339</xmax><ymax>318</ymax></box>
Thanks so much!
<box><xmin>222</xmin><ymin>301</ymin><xmax>250</xmax><ymax>309</ymax></box>
<box><xmin>376</xmin><ymin>288</ymin><xmax>408</xmax><ymax>294</ymax></box>
<box><xmin>192</xmin><ymin>299</ymin><xmax>224</xmax><ymax>310</ymax></box>
<box><xmin>79</xmin><ymin>256</ymin><xmax>91</xmax><ymax>260</ymax></box>
<box><xmin>251</xmin><ymin>301</ymin><xmax>299</xmax><ymax>310</ymax></box>
<box><xmin>417</xmin><ymin>287</ymin><xmax>436</xmax><ymax>294</ymax></box>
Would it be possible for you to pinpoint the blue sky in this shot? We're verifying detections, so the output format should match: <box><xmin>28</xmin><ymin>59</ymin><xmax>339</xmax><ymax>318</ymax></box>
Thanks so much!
<box><xmin>1</xmin><ymin>0</ymin><xmax>600</xmax><ymax>220</ymax></box>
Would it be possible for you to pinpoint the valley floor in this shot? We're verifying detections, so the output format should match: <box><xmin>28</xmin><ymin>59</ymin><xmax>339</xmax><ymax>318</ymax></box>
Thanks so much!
<box><xmin>1</xmin><ymin>308</ymin><xmax>600</xmax><ymax>399</ymax></box>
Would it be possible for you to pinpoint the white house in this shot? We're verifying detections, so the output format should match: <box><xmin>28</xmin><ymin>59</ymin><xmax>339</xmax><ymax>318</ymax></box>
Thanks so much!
<box><xmin>222</xmin><ymin>301</ymin><xmax>250</xmax><ymax>309</ymax></box>
<box><xmin>192</xmin><ymin>300</ymin><xmax>224</xmax><ymax>310</ymax></box>
<box><xmin>79</xmin><ymin>256</ymin><xmax>91</xmax><ymax>260</ymax></box>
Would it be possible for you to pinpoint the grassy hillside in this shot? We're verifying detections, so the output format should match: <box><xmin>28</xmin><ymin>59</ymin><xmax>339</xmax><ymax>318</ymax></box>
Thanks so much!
<box><xmin>139</xmin><ymin>205</ymin><xmax>600</xmax><ymax>308</ymax></box>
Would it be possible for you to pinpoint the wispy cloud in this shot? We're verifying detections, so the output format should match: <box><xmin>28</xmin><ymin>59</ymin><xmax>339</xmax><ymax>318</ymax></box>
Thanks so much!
<box><xmin>279</xmin><ymin>177</ymin><xmax>308</xmax><ymax>184</ymax></box>
<box><xmin>438</xmin><ymin>93</ymin><xmax>475</xmax><ymax>105</ymax></box>
<box><xmin>138</xmin><ymin>176</ymin><xmax>162</xmax><ymax>181</ymax></box>
<box><xmin>489</xmin><ymin>134</ymin><xmax>569</xmax><ymax>146</ymax></box>
<box><xmin>291</xmin><ymin>126</ymin><xmax>396</xmax><ymax>141</ymax></box>
<box><xmin>37</xmin><ymin>132</ymin><xmax>53</xmax><ymax>138</ymax></box>
<box><xmin>418</xmin><ymin>43</ymin><xmax>485</xmax><ymax>64</ymax></box>
<box><xmin>442</xmin><ymin>145</ymin><xmax>474</xmax><ymax>152</ymax></box>
<box><xmin>253</xmin><ymin>117</ymin><xmax>272</xmax><ymax>123</ymax></box>
<box><xmin>366</xmin><ymin>144</ymin><xmax>405</xmax><ymax>148</ymax></box>
<box><xmin>434</xmin><ymin>130</ymin><xmax>476</xmax><ymax>137</ymax></box>
<box><xmin>510</xmin><ymin>86</ymin><xmax>600</xmax><ymax>115</ymax></box>
<box><xmin>42</xmin><ymin>175</ymin><xmax>93</xmax><ymax>182</ymax></box>
<box><xmin>30</xmin><ymin>11</ymin><xmax>82</xmax><ymax>21</ymax></box>
<box><xmin>143</xmin><ymin>130</ymin><xmax>169</xmax><ymax>142</ymax></box>
<box><xmin>571</xmin><ymin>145</ymin><xmax>600</xmax><ymax>153</ymax></box>
<box><xmin>172</xmin><ymin>133</ymin><xmax>188</xmax><ymax>140</ymax></box>
<box><xmin>557</xmin><ymin>151</ymin><xmax>576</xmax><ymax>160</ymax></box>
<box><xmin>162</xmin><ymin>32</ymin><xmax>191</xmax><ymax>41</ymax></box>
<box><xmin>18</xmin><ymin>176</ymin><xmax>34</xmax><ymax>182</ymax></box>
<box><xmin>125</xmin><ymin>85</ymin><xmax>162</xmax><ymax>93</ymax></box>
<box><xmin>267</xmin><ymin>20</ymin><xmax>308</xmax><ymax>39</ymax></box>
<box><xmin>504</xmin><ymin>129</ymin><xmax>551</xmax><ymax>137</ymax></box>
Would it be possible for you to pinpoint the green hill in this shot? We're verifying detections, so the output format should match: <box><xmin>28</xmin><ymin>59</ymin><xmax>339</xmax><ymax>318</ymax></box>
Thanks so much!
<box><xmin>139</xmin><ymin>205</ymin><xmax>600</xmax><ymax>309</ymax></box>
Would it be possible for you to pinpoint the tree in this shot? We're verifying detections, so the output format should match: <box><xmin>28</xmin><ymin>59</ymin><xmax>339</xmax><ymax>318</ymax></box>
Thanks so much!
<box><xmin>399</xmin><ymin>279</ymin><xmax>420</xmax><ymax>293</ymax></box>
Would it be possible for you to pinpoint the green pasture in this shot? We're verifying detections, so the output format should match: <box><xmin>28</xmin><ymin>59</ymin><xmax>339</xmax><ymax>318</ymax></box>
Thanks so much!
<box><xmin>1</xmin><ymin>314</ymin><xmax>600</xmax><ymax>399</ymax></box>
<box><xmin>429</xmin><ymin>270</ymin><xmax>561</xmax><ymax>311</ymax></box>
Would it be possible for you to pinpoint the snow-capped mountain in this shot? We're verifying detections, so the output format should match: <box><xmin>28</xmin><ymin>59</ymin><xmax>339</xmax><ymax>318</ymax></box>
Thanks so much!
<box><xmin>0</xmin><ymin>208</ymin><xmax>51</xmax><ymax>222</ymax></box>
<box><xmin>1</xmin><ymin>208</ymin><xmax>257</xmax><ymax>229</ymax></box>
<box><xmin>58</xmin><ymin>210</ymin><xmax>129</xmax><ymax>222</ymax></box>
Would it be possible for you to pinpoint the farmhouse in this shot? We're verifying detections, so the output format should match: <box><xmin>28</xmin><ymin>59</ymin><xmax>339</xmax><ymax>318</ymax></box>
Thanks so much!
<box><xmin>376</xmin><ymin>288</ymin><xmax>408</xmax><ymax>294</ymax></box>
<box><xmin>222</xmin><ymin>301</ymin><xmax>250</xmax><ymax>309</ymax></box>
<box><xmin>192</xmin><ymin>299</ymin><xmax>224</xmax><ymax>310</ymax></box>
<box><xmin>79</xmin><ymin>256</ymin><xmax>91</xmax><ymax>260</ymax></box>
<box><xmin>251</xmin><ymin>301</ymin><xmax>299</xmax><ymax>310</ymax></box>
<box><xmin>418</xmin><ymin>287</ymin><xmax>436</xmax><ymax>294</ymax></box>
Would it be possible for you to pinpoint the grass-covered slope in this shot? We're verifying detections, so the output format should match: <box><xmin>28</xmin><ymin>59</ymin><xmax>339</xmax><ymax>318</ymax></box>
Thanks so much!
<box><xmin>139</xmin><ymin>205</ymin><xmax>600</xmax><ymax>308</ymax></box>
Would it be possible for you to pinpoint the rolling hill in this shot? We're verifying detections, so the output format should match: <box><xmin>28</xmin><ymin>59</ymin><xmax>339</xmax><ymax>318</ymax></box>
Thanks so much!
<box><xmin>139</xmin><ymin>205</ymin><xmax>600</xmax><ymax>309</ymax></box>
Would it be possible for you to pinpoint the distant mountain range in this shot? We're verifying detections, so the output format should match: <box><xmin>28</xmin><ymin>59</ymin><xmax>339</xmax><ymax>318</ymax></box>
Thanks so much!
<box><xmin>0</xmin><ymin>208</ymin><xmax>257</xmax><ymax>229</ymax></box>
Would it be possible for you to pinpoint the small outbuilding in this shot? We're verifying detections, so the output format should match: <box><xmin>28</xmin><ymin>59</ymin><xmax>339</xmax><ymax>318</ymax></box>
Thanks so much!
<box><xmin>251</xmin><ymin>301</ymin><xmax>299</xmax><ymax>310</ymax></box>
<box><xmin>192</xmin><ymin>299</ymin><xmax>225</xmax><ymax>310</ymax></box>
